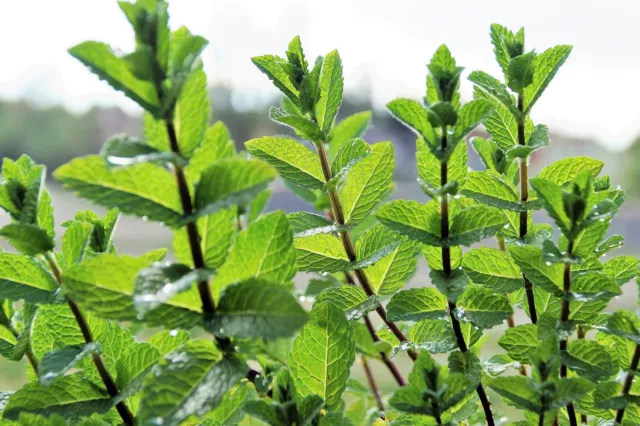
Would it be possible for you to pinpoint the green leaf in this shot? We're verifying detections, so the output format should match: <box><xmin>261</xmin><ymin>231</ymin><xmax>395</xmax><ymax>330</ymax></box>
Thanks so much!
<box><xmin>376</xmin><ymin>200</ymin><xmax>441</xmax><ymax>246</ymax></box>
<box><xmin>328</xmin><ymin>111</ymin><xmax>372</xmax><ymax>155</ymax></box>
<box><xmin>54</xmin><ymin>156</ymin><xmax>183</xmax><ymax>226</ymax></box>
<box><xmin>68</xmin><ymin>41</ymin><xmax>160</xmax><ymax>113</ymax></box>
<box><xmin>536</xmin><ymin>156</ymin><xmax>603</xmax><ymax>185</ymax></box>
<box><xmin>431</xmin><ymin>269</ymin><xmax>470</xmax><ymax>302</ymax></box>
<box><xmin>603</xmin><ymin>256</ymin><xmax>638</xmax><ymax>285</ymax></box>
<box><xmin>202</xmin><ymin>383</ymin><xmax>253</xmax><ymax>425</ymax></box>
<box><xmin>209</xmin><ymin>278</ymin><xmax>308</xmax><ymax>339</ymax></box>
<box><xmin>460</xmin><ymin>170</ymin><xmax>522</xmax><ymax>211</ymax></box>
<box><xmin>39</xmin><ymin>343</ymin><xmax>101</xmax><ymax>386</ymax></box>
<box><xmin>448</xmin><ymin>205</ymin><xmax>507</xmax><ymax>246</ymax></box>
<box><xmin>148</xmin><ymin>330</ymin><xmax>191</xmax><ymax>356</ymax></box>
<box><xmin>252</xmin><ymin>55</ymin><xmax>301</xmax><ymax>108</ymax></box>
<box><xmin>173</xmin><ymin>207</ymin><xmax>236</xmax><ymax>270</ymax></box>
<box><xmin>523</xmin><ymin>45</ymin><xmax>572</xmax><ymax>114</ymax></box>
<box><xmin>0</xmin><ymin>253</ymin><xmax>57</xmax><ymax>304</ymax></box>
<box><xmin>455</xmin><ymin>285</ymin><xmax>513</xmax><ymax>329</ymax></box>
<box><xmin>462</xmin><ymin>248</ymin><xmax>523</xmax><ymax>293</ymax></box>
<box><xmin>193</xmin><ymin>158</ymin><xmax>276</xmax><ymax>221</ymax></box>
<box><xmin>138</xmin><ymin>340</ymin><xmax>246</xmax><ymax>426</ymax></box>
<box><xmin>509</xmin><ymin>245</ymin><xmax>563</xmax><ymax>296</ymax></box>
<box><xmin>489</xmin><ymin>24</ymin><xmax>513</xmax><ymax>76</ymax></box>
<box><xmin>288</xmin><ymin>212</ymin><xmax>340</xmax><ymax>237</ymax></box>
<box><xmin>289</xmin><ymin>301</ymin><xmax>356</xmax><ymax>409</ymax></box>
<box><xmin>570</xmin><ymin>271</ymin><xmax>620</xmax><ymax>303</ymax></box>
<box><xmin>387</xmin><ymin>99</ymin><xmax>435</xmax><ymax>144</ymax></box>
<box><xmin>294</xmin><ymin>233</ymin><xmax>350</xmax><ymax>273</ymax></box>
<box><xmin>498</xmin><ymin>324</ymin><xmax>539</xmax><ymax>363</ymax></box>
<box><xmin>186</xmin><ymin>122</ymin><xmax>236</xmax><ymax>184</ymax></box>
<box><xmin>423</xmin><ymin>246</ymin><xmax>462</xmax><ymax>272</ymax></box>
<box><xmin>506</xmin><ymin>124</ymin><xmax>549</xmax><ymax>159</ymax></box>
<box><xmin>248</xmin><ymin>189</ymin><xmax>271</xmax><ymax>223</ymax></box>
<box><xmin>387</xmin><ymin>288</ymin><xmax>448</xmax><ymax>322</ymax></box>
<box><xmin>269</xmin><ymin>107</ymin><xmax>325</xmax><ymax>141</ymax></box>
<box><xmin>338</xmin><ymin>141</ymin><xmax>394</xmax><ymax>225</ymax></box>
<box><xmin>561</xmin><ymin>339</ymin><xmax>618</xmax><ymax>382</ymax></box>
<box><xmin>506</xmin><ymin>51</ymin><xmax>536</xmax><ymax>92</ymax></box>
<box><xmin>453</xmin><ymin>99</ymin><xmax>494</xmax><ymax>140</ymax></box>
<box><xmin>330</xmin><ymin>138</ymin><xmax>372</xmax><ymax>181</ymax></box>
<box><xmin>529</xmin><ymin>177</ymin><xmax>572</xmax><ymax>235</ymax></box>
<box><xmin>0</xmin><ymin>224</ymin><xmax>55</xmax><ymax>256</ymax></box>
<box><xmin>169</xmin><ymin>26</ymin><xmax>208</xmax><ymax>75</ymax></box>
<box><xmin>356</xmin><ymin>224</ymin><xmax>420</xmax><ymax>295</ymax></box>
<box><xmin>172</xmin><ymin>70</ymin><xmax>210</xmax><ymax>157</ymax></box>
<box><xmin>62</xmin><ymin>254</ymin><xmax>202</xmax><ymax>328</ymax></box>
<box><xmin>315</xmin><ymin>50</ymin><xmax>344</xmax><ymax>133</ymax></box>
<box><xmin>2</xmin><ymin>374</ymin><xmax>112</xmax><ymax>420</ymax></box>
<box><xmin>133</xmin><ymin>263</ymin><xmax>213</xmax><ymax>317</ymax></box>
<box><xmin>468</xmin><ymin>70</ymin><xmax>519</xmax><ymax>118</ymax></box>
<box><xmin>595</xmin><ymin>235</ymin><xmax>624</xmax><ymax>258</ymax></box>
<box><xmin>487</xmin><ymin>376</ymin><xmax>540</xmax><ymax>412</ymax></box>
<box><xmin>213</xmin><ymin>211</ymin><xmax>296</xmax><ymax>300</ymax></box>
<box><xmin>245</xmin><ymin>136</ymin><xmax>325</xmax><ymax>190</ymax></box>
<box><xmin>315</xmin><ymin>285</ymin><xmax>379</xmax><ymax>321</ymax></box>
<box><xmin>61</xmin><ymin>222</ymin><xmax>96</xmax><ymax>266</ymax></box>
<box><xmin>484</xmin><ymin>354</ymin><xmax>522</xmax><ymax>376</ymax></box>
<box><xmin>409</xmin><ymin>318</ymin><xmax>480</xmax><ymax>354</ymax></box>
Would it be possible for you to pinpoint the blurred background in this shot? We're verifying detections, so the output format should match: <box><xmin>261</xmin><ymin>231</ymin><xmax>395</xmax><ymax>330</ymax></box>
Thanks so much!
<box><xmin>1</xmin><ymin>0</ymin><xmax>639</xmax><ymax>416</ymax></box>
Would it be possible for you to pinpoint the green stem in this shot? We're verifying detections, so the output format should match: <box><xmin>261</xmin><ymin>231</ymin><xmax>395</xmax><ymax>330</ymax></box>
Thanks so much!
<box><xmin>615</xmin><ymin>343</ymin><xmax>640</xmax><ymax>424</ymax></box>
<box><xmin>440</xmin><ymin>129</ymin><xmax>494</xmax><ymax>426</ymax></box>
<box><xmin>517</xmin><ymin>94</ymin><xmax>538</xmax><ymax>325</ymax></box>
<box><xmin>559</xmin><ymin>241</ymin><xmax>578</xmax><ymax>426</ymax></box>
<box><xmin>315</xmin><ymin>141</ymin><xmax>417</xmax><ymax>362</ymax></box>
<box><xmin>44</xmin><ymin>252</ymin><xmax>134</xmax><ymax>425</ymax></box>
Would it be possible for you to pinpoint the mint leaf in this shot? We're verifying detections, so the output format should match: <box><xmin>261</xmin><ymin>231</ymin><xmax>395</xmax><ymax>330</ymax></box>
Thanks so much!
<box><xmin>172</xmin><ymin>70</ymin><xmax>209</xmax><ymax>157</ymax></box>
<box><xmin>0</xmin><ymin>224</ymin><xmax>55</xmax><ymax>256</ymax></box>
<box><xmin>213</xmin><ymin>211</ymin><xmax>296</xmax><ymax>299</ymax></box>
<box><xmin>410</xmin><ymin>318</ymin><xmax>481</xmax><ymax>354</ymax></box>
<box><xmin>289</xmin><ymin>302</ymin><xmax>355</xmax><ymax>409</ymax></box>
<box><xmin>387</xmin><ymin>288</ymin><xmax>448</xmax><ymax>322</ymax></box>
<box><xmin>417</xmin><ymin>137</ymin><xmax>467</xmax><ymax>195</ymax></box>
<box><xmin>3</xmin><ymin>374</ymin><xmax>112</xmax><ymax>421</ymax></box>
<box><xmin>448</xmin><ymin>205</ymin><xmax>507</xmax><ymax>246</ymax></box>
<box><xmin>62</xmin><ymin>254</ymin><xmax>202</xmax><ymax>328</ymax></box>
<box><xmin>423</xmin><ymin>246</ymin><xmax>462</xmax><ymax>272</ymax></box>
<box><xmin>315</xmin><ymin>50</ymin><xmax>343</xmax><ymax>133</ymax></box>
<box><xmin>269</xmin><ymin>107</ymin><xmax>326</xmax><ymax>141</ymax></box>
<box><xmin>209</xmin><ymin>279</ymin><xmax>308</xmax><ymax>339</ymax></box>
<box><xmin>468</xmin><ymin>70</ymin><xmax>519</xmax><ymax>118</ymax></box>
<box><xmin>148</xmin><ymin>330</ymin><xmax>191</xmax><ymax>356</ymax></box>
<box><xmin>523</xmin><ymin>45</ymin><xmax>572</xmax><ymax>114</ymax></box>
<box><xmin>202</xmin><ymin>383</ymin><xmax>253</xmax><ymax>425</ymax></box>
<box><xmin>288</xmin><ymin>212</ymin><xmax>340</xmax><ymax>237</ymax></box>
<box><xmin>487</xmin><ymin>376</ymin><xmax>540</xmax><ymax>412</ymax></box>
<box><xmin>252</xmin><ymin>55</ymin><xmax>301</xmax><ymax>108</ymax></box>
<box><xmin>462</xmin><ymin>247</ymin><xmax>523</xmax><ymax>293</ymax></box>
<box><xmin>133</xmin><ymin>263</ymin><xmax>213</xmax><ymax>317</ymax></box>
<box><xmin>173</xmin><ymin>208</ymin><xmax>236</xmax><ymax>269</ymax></box>
<box><xmin>506</xmin><ymin>124</ymin><xmax>549</xmax><ymax>159</ymax></box>
<box><xmin>498</xmin><ymin>324</ymin><xmax>538</xmax><ymax>363</ymax></box>
<box><xmin>338</xmin><ymin>141</ymin><xmax>394</xmax><ymax>225</ymax></box>
<box><xmin>455</xmin><ymin>285</ymin><xmax>513</xmax><ymax>329</ymax></box>
<box><xmin>138</xmin><ymin>341</ymin><xmax>246</xmax><ymax>426</ymax></box>
<box><xmin>356</xmin><ymin>224</ymin><xmax>420</xmax><ymax>295</ymax></box>
<box><xmin>387</xmin><ymin>99</ymin><xmax>436</xmax><ymax>144</ymax></box>
<box><xmin>509</xmin><ymin>245</ymin><xmax>563</xmax><ymax>296</ymax></box>
<box><xmin>0</xmin><ymin>253</ymin><xmax>57</xmax><ymax>304</ymax></box>
<box><xmin>562</xmin><ymin>339</ymin><xmax>618</xmax><ymax>382</ymax></box>
<box><xmin>39</xmin><ymin>343</ymin><xmax>101</xmax><ymax>386</ymax></box>
<box><xmin>328</xmin><ymin>111</ymin><xmax>372</xmax><ymax>155</ymax></box>
<box><xmin>54</xmin><ymin>156</ymin><xmax>183</xmax><ymax>226</ymax></box>
<box><xmin>603</xmin><ymin>256</ymin><xmax>638</xmax><ymax>285</ymax></box>
<box><xmin>185</xmin><ymin>122</ymin><xmax>236</xmax><ymax>184</ymax></box>
<box><xmin>536</xmin><ymin>156</ymin><xmax>603</xmax><ymax>185</ymax></box>
<box><xmin>68</xmin><ymin>41</ymin><xmax>160</xmax><ymax>113</ymax></box>
<box><xmin>245</xmin><ymin>136</ymin><xmax>325</xmax><ymax>190</ymax></box>
<box><xmin>376</xmin><ymin>200</ymin><xmax>441</xmax><ymax>246</ymax></box>
<box><xmin>460</xmin><ymin>170</ymin><xmax>522</xmax><ymax>211</ymax></box>
<box><xmin>315</xmin><ymin>285</ymin><xmax>378</xmax><ymax>321</ymax></box>
<box><xmin>193</xmin><ymin>158</ymin><xmax>276</xmax><ymax>221</ymax></box>
<box><xmin>453</xmin><ymin>99</ymin><xmax>494</xmax><ymax>140</ymax></box>
<box><xmin>330</xmin><ymin>138</ymin><xmax>372</xmax><ymax>182</ymax></box>
<box><xmin>294</xmin><ymin>233</ymin><xmax>350</xmax><ymax>273</ymax></box>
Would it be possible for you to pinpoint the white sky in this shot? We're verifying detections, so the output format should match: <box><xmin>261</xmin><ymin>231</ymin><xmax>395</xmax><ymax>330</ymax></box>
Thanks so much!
<box><xmin>1</xmin><ymin>0</ymin><xmax>638</xmax><ymax>151</ymax></box>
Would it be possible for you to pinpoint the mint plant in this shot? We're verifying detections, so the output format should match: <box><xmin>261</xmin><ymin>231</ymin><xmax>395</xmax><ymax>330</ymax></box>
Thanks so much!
<box><xmin>0</xmin><ymin>4</ymin><xmax>639</xmax><ymax>425</ymax></box>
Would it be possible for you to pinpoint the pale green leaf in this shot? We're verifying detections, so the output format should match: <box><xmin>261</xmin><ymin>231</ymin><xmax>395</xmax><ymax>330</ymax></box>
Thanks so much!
<box><xmin>509</xmin><ymin>245</ymin><xmax>563</xmax><ymax>296</ymax></box>
<box><xmin>186</xmin><ymin>122</ymin><xmax>236</xmax><ymax>184</ymax></box>
<box><xmin>0</xmin><ymin>253</ymin><xmax>57</xmax><ymax>304</ymax></box>
<box><xmin>294</xmin><ymin>233</ymin><xmax>350</xmax><ymax>273</ymax></box>
<box><xmin>376</xmin><ymin>200</ymin><xmax>441</xmax><ymax>246</ymax></box>
<box><xmin>387</xmin><ymin>288</ymin><xmax>448</xmax><ymax>322</ymax></box>
<box><xmin>314</xmin><ymin>285</ymin><xmax>378</xmax><ymax>321</ymax></box>
<box><xmin>460</xmin><ymin>170</ymin><xmax>522</xmax><ymax>211</ymax></box>
<box><xmin>449</xmin><ymin>205</ymin><xmax>507</xmax><ymax>246</ymax></box>
<box><xmin>498</xmin><ymin>324</ymin><xmax>538</xmax><ymax>363</ymax></box>
<box><xmin>315</xmin><ymin>50</ymin><xmax>344</xmax><ymax>133</ymax></box>
<box><xmin>39</xmin><ymin>343</ymin><xmax>101</xmax><ymax>386</ymax></box>
<box><xmin>455</xmin><ymin>285</ymin><xmax>513</xmax><ymax>329</ymax></box>
<box><xmin>462</xmin><ymin>247</ymin><xmax>523</xmax><ymax>293</ymax></box>
<box><xmin>523</xmin><ymin>45</ymin><xmax>572</xmax><ymax>114</ymax></box>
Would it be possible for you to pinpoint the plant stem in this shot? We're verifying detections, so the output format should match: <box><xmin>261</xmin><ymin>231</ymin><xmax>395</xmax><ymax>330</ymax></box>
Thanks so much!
<box><xmin>615</xmin><ymin>343</ymin><xmax>640</xmax><ymax>424</ymax></box>
<box><xmin>315</xmin><ymin>141</ymin><xmax>417</xmax><ymax>362</ymax></box>
<box><xmin>361</xmin><ymin>355</ymin><xmax>385</xmax><ymax>415</ymax></box>
<box><xmin>44</xmin><ymin>252</ymin><xmax>134</xmax><ymax>425</ymax></box>
<box><xmin>539</xmin><ymin>413</ymin><xmax>545</xmax><ymax>426</ymax></box>
<box><xmin>165</xmin><ymin>121</ymin><xmax>217</xmax><ymax>317</ymax></box>
<box><xmin>345</xmin><ymin>272</ymin><xmax>406</xmax><ymax>386</ymax></box>
<box><xmin>517</xmin><ymin>95</ymin><xmax>538</xmax><ymax>325</ymax></box>
<box><xmin>440</xmin><ymin>130</ymin><xmax>494</xmax><ymax>426</ymax></box>
<box><xmin>560</xmin><ymin>241</ymin><xmax>578</xmax><ymax>426</ymax></box>
<box><xmin>576</xmin><ymin>326</ymin><xmax>588</xmax><ymax>424</ymax></box>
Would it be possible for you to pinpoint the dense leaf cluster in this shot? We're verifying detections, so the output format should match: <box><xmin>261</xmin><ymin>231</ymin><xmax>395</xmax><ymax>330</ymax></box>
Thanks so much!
<box><xmin>0</xmin><ymin>3</ymin><xmax>637</xmax><ymax>426</ymax></box>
